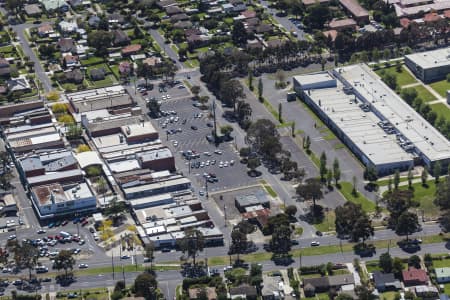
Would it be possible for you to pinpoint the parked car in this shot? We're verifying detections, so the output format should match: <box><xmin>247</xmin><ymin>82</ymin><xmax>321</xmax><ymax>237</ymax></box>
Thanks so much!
<box><xmin>78</xmin><ymin>264</ymin><xmax>88</xmax><ymax>269</ymax></box>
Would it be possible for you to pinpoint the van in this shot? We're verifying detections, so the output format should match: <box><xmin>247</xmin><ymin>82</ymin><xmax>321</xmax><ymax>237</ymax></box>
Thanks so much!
<box><xmin>59</xmin><ymin>231</ymin><xmax>71</xmax><ymax>238</ymax></box>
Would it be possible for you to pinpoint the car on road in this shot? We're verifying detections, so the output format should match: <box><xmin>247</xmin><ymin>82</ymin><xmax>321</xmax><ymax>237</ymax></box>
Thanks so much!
<box><xmin>78</xmin><ymin>240</ymin><xmax>85</xmax><ymax>245</ymax></box>
<box><xmin>121</xmin><ymin>255</ymin><xmax>130</xmax><ymax>259</ymax></box>
<box><xmin>61</xmin><ymin>220</ymin><xmax>68</xmax><ymax>226</ymax></box>
<box><xmin>78</xmin><ymin>264</ymin><xmax>88</xmax><ymax>269</ymax></box>
<box><xmin>191</xmin><ymin>125</ymin><xmax>198</xmax><ymax>130</ymax></box>
<box><xmin>89</xmin><ymin>227</ymin><xmax>95</xmax><ymax>233</ymax></box>
<box><xmin>37</xmin><ymin>229</ymin><xmax>46</xmax><ymax>234</ymax></box>
<box><xmin>42</xmin><ymin>278</ymin><xmax>51</xmax><ymax>282</ymax></box>
<box><xmin>8</xmin><ymin>235</ymin><xmax>16</xmax><ymax>241</ymax></box>
<box><xmin>81</xmin><ymin>219</ymin><xmax>89</xmax><ymax>226</ymax></box>
<box><xmin>316</xmin><ymin>231</ymin><xmax>323</xmax><ymax>237</ymax></box>
<box><xmin>310</xmin><ymin>241</ymin><xmax>320</xmax><ymax>247</ymax></box>
<box><xmin>214</xmin><ymin>150</ymin><xmax>222</xmax><ymax>155</ymax></box>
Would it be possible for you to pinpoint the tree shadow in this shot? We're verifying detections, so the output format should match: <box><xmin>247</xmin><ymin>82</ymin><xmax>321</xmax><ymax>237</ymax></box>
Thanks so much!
<box><xmin>353</xmin><ymin>243</ymin><xmax>376</xmax><ymax>257</ymax></box>
<box><xmin>272</xmin><ymin>254</ymin><xmax>294</xmax><ymax>266</ymax></box>
<box><xmin>304</xmin><ymin>205</ymin><xmax>325</xmax><ymax>225</ymax></box>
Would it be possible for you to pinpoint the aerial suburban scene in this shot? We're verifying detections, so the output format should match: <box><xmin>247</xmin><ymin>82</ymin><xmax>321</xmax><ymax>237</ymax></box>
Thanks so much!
<box><xmin>0</xmin><ymin>0</ymin><xmax>449</xmax><ymax>299</ymax></box>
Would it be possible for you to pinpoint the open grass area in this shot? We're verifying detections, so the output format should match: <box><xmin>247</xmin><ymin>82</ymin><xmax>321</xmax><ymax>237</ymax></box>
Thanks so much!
<box><xmin>380</xmin><ymin>291</ymin><xmax>398</xmax><ymax>300</ymax></box>
<box><xmin>377</xmin><ymin>176</ymin><xmax>416</xmax><ymax>186</ymax></box>
<box><xmin>80</xmin><ymin>56</ymin><xmax>105</xmax><ymax>66</ymax></box>
<box><xmin>396</xmin><ymin>180</ymin><xmax>439</xmax><ymax>217</ymax></box>
<box><xmin>410</xmin><ymin>85</ymin><xmax>437</xmax><ymax>102</ymax></box>
<box><xmin>431</xmin><ymin>103</ymin><xmax>450</xmax><ymax>122</ymax></box>
<box><xmin>365</xmin><ymin>260</ymin><xmax>382</xmax><ymax>273</ymax></box>
<box><xmin>375</xmin><ymin>66</ymin><xmax>417</xmax><ymax>87</ymax></box>
<box><xmin>433</xmin><ymin>258</ymin><xmax>450</xmax><ymax>268</ymax></box>
<box><xmin>314</xmin><ymin>210</ymin><xmax>336</xmax><ymax>232</ymax></box>
<box><xmin>338</xmin><ymin>182</ymin><xmax>376</xmax><ymax>212</ymax></box>
<box><xmin>184</xmin><ymin>59</ymin><xmax>199</xmax><ymax>68</ymax></box>
<box><xmin>430</xmin><ymin>79</ymin><xmax>450</xmax><ymax>98</ymax></box>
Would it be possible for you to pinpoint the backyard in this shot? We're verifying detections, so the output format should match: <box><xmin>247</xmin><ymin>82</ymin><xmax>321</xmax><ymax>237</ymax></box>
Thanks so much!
<box><xmin>430</xmin><ymin>103</ymin><xmax>450</xmax><ymax>122</ymax></box>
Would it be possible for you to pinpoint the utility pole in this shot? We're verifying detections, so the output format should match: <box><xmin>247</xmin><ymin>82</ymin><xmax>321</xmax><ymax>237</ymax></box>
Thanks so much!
<box><xmin>205</xmin><ymin>177</ymin><xmax>208</xmax><ymax>199</ymax></box>
<box><xmin>122</xmin><ymin>264</ymin><xmax>125</xmax><ymax>287</ymax></box>
<box><xmin>212</xmin><ymin>99</ymin><xmax>217</xmax><ymax>141</ymax></box>
<box><xmin>111</xmin><ymin>251</ymin><xmax>115</xmax><ymax>280</ymax></box>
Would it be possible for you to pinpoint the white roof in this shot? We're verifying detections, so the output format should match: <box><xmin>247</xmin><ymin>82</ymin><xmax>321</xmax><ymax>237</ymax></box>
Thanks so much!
<box><xmin>405</xmin><ymin>46</ymin><xmax>450</xmax><ymax>70</ymax></box>
<box><xmin>304</xmin><ymin>82</ymin><xmax>412</xmax><ymax>166</ymax></box>
<box><xmin>108</xmin><ymin>159</ymin><xmax>140</xmax><ymax>173</ymax></box>
<box><xmin>294</xmin><ymin>72</ymin><xmax>336</xmax><ymax>87</ymax></box>
<box><xmin>74</xmin><ymin>151</ymin><xmax>102</xmax><ymax>169</ymax></box>
<box><xmin>337</xmin><ymin>64</ymin><xmax>450</xmax><ymax>162</ymax></box>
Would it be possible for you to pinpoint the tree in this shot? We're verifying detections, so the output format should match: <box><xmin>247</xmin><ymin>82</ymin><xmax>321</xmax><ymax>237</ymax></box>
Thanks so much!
<box><xmin>333</xmin><ymin>158</ymin><xmax>341</xmax><ymax>185</ymax></box>
<box><xmin>435</xmin><ymin>176</ymin><xmax>450</xmax><ymax>209</ymax></box>
<box><xmin>352</xmin><ymin>175</ymin><xmax>358</xmax><ymax>196</ymax></box>
<box><xmin>382</xmin><ymin>72</ymin><xmax>397</xmax><ymax>90</ymax></box>
<box><xmin>53</xmin><ymin>250</ymin><xmax>75</xmax><ymax>281</ymax></box>
<box><xmin>239</xmin><ymin>147</ymin><xmax>251</xmax><ymax>158</ymax></box>
<box><xmin>13</xmin><ymin>242</ymin><xmax>38</xmax><ymax>280</ymax></box>
<box><xmin>136</xmin><ymin>63</ymin><xmax>154</xmax><ymax>87</ymax></box>
<box><xmin>229</xmin><ymin>228</ymin><xmax>247</xmax><ymax>262</ymax></box>
<box><xmin>134</xmin><ymin>272</ymin><xmax>157</xmax><ymax>300</ymax></box>
<box><xmin>144</xmin><ymin>242</ymin><xmax>155</xmax><ymax>268</ymax></box>
<box><xmin>177</xmin><ymin>229</ymin><xmax>204</xmax><ymax>266</ymax></box>
<box><xmin>257</xmin><ymin>78</ymin><xmax>263</xmax><ymax>101</ymax></box>
<box><xmin>439</xmin><ymin>210</ymin><xmax>450</xmax><ymax>233</ymax></box>
<box><xmin>220</xmin><ymin>79</ymin><xmax>245</xmax><ymax>113</ymax></box>
<box><xmin>384</xmin><ymin>189</ymin><xmax>413</xmax><ymax>228</ymax></box>
<box><xmin>304</xmin><ymin>136</ymin><xmax>311</xmax><ymax>153</ymax></box>
<box><xmin>87</xmin><ymin>31</ymin><xmax>113</xmax><ymax>57</ymax></box>
<box><xmin>421</xmin><ymin>168</ymin><xmax>428</xmax><ymax>186</ymax></box>
<box><xmin>198</xmin><ymin>95</ymin><xmax>209</xmax><ymax>107</ymax></box>
<box><xmin>407</xmin><ymin>167</ymin><xmax>413</xmax><ymax>189</ymax></box>
<box><xmin>285</xmin><ymin>205</ymin><xmax>297</xmax><ymax>218</ymax></box>
<box><xmin>248</xmin><ymin>69</ymin><xmax>254</xmax><ymax>90</ymax></box>
<box><xmin>355</xmin><ymin>285</ymin><xmax>377</xmax><ymax>300</ymax></box>
<box><xmin>319</xmin><ymin>152</ymin><xmax>327</xmax><ymax>181</ymax></box>
<box><xmin>104</xmin><ymin>197</ymin><xmax>127</xmax><ymax>225</ymax></box>
<box><xmin>269</xmin><ymin>224</ymin><xmax>292</xmax><ymax>256</ymax></box>
<box><xmin>393</xmin><ymin>169</ymin><xmax>400</xmax><ymax>190</ymax></box>
<box><xmin>326</xmin><ymin>169</ymin><xmax>333</xmax><ymax>187</ymax></box>
<box><xmin>408</xmin><ymin>255</ymin><xmax>421</xmax><ymax>268</ymax></box>
<box><xmin>278</xmin><ymin>103</ymin><xmax>282</xmax><ymax>123</ymax></box>
<box><xmin>247</xmin><ymin>157</ymin><xmax>261</xmax><ymax>172</ymax></box>
<box><xmin>190</xmin><ymin>85</ymin><xmax>200</xmax><ymax>99</ymax></box>
<box><xmin>434</xmin><ymin>161</ymin><xmax>441</xmax><ymax>183</ymax></box>
<box><xmin>296</xmin><ymin>178</ymin><xmax>323</xmax><ymax>217</ymax></box>
<box><xmin>379</xmin><ymin>252</ymin><xmax>393</xmax><ymax>273</ymax></box>
<box><xmin>220</xmin><ymin>125</ymin><xmax>234</xmax><ymax>138</ymax></box>
<box><xmin>147</xmin><ymin>98</ymin><xmax>160</xmax><ymax>118</ymax></box>
<box><xmin>275</xmin><ymin>69</ymin><xmax>286</xmax><ymax>88</ymax></box>
<box><xmin>305</xmin><ymin>4</ymin><xmax>331</xmax><ymax>29</ymax></box>
<box><xmin>232</xmin><ymin>21</ymin><xmax>247</xmax><ymax>46</ymax></box>
<box><xmin>401</xmin><ymin>88</ymin><xmax>418</xmax><ymax>105</ymax></box>
<box><xmin>396</xmin><ymin>211</ymin><xmax>419</xmax><ymax>240</ymax></box>
<box><xmin>335</xmin><ymin>202</ymin><xmax>373</xmax><ymax>243</ymax></box>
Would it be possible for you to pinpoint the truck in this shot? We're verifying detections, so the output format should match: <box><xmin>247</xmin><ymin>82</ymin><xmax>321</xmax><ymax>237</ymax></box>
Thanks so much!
<box><xmin>59</xmin><ymin>231</ymin><xmax>71</xmax><ymax>238</ymax></box>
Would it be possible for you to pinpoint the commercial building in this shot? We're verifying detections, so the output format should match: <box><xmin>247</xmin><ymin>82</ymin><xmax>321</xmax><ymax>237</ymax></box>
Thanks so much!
<box><xmin>404</xmin><ymin>47</ymin><xmax>450</xmax><ymax>83</ymax></box>
<box><xmin>136</xmin><ymin>148</ymin><xmax>175</xmax><ymax>171</ymax></box>
<box><xmin>296</xmin><ymin>68</ymin><xmax>414</xmax><ymax>175</ymax></box>
<box><xmin>122</xmin><ymin>177</ymin><xmax>191</xmax><ymax>199</ymax></box>
<box><xmin>293</xmin><ymin>72</ymin><xmax>337</xmax><ymax>91</ymax></box>
<box><xmin>30</xmin><ymin>182</ymin><xmax>96</xmax><ymax>219</ymax></box>
<box><xmin>67</xmin><ymin>86</ymin><xmax>133</xmax><ymax>113</ymax></box>
<box><xmin>339</xmin><ymin>0</ymin><xmax>369</xmax><ymax>23</ymax></box>
<box><xmin>334</xmin><ymin>64</ymin><xmax>450</xmax><ymax>172</ymax></box>
<box><xmin>235</xmin><ymin>192</ymin><xmax>270</xmax><ymax>212</ymax></box>
<box><xmin>391</xmin><ymin>0</ymin><xmax>450</xmax><ymax>17</ymax></box>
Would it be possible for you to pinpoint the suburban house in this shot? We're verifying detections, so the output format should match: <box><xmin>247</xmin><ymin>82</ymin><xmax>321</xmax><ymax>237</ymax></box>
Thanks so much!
<box><xmin>59</xmin><ymin>20</ymin><xmax>78</xmax><ymax>33</ymax></box>
<box><xmin>7</xmin><ymin>75</ymin><xmax>31</xmax><ymax>93</ymax></box>
<box><xmin>0</xmin><ymin>58</ymin><xmax>11</xmax><ymax>77</ymax></box>
<box><xmin>229</xmin><ymin>284</ymin><xmax>257</xmax><ymax>299</ymax></box>
<box><xmin>436</xmin><ymin>268</ymin><xmax>450</xmax><ymax>283</ymax></box>
<box><xmin>113</xmin><ymin>30</ymin><xmax>130</xmax><ymax>46</ymax></box>
<box><xmin>372</xmin><ymin>271</ymin><xmax>401</xmax><ymax>292</ymax></box>
<box><xmin>108</xmin><ymin>13</ymin><xmax>125</xmax><ymax>25</ymax></box>
<box><xmin>63</xmin><ymin>54</ymin><xmax>79</xmax><ymax>68</ymax></box>
<box><xmin>88</xmin><ymin>15</ymin><xmax>100</xmax><ymax>28</ymax></box>
<box><xmin>165</xmin><ymin>6</ymin><xmax>183</xmax><ymax>15</ymax></box>
<box><xmin>303</xmin><ymin>274</ymin><xmax>355</xmax><ymax>296</ymax></box>
<box><xmin>58</xmin><ymin>38</ymin><xmax>75</xmax><ymax>53</ymax></box>
<box><xmin>38</xmin><ymin>24</ymin><xmax>54</xmax><ymax>37</ymax></box>
<box><xmin>40</xmin><ymin>0</ymin><xmax>69</xmax><ymax>12</ymax></box>
<box><xmin>64</xmin><ymin>69</ymin><xmax>84</xmax><ymax>84</ymax></box>
<box><xmin>90</xmin><ymin>68</ymin><xmax>105</xmax><ymax>81</ymax></box>
<box><xmin>122</xmin><ymin>44</ymin><xmax>142</xmax><ymax>56</ymax></box>
<box><xmin>118</xmin><ymin>61</ymin><xmax>131</xmax><ymax>76</ymax></box>
<box><xmin>402</xmin><ymin>268</ymin><xmax>429</xmax><ymax>286</ymax></box>
<box><xmin>24</xmin><ymin>4</ymin><xmax>42</xmax><ymax>16</ymax></box>
<box><xmin>188</xmin><ymin>287</ymin><xmax>217</xmax><ymax>300</ymax></box>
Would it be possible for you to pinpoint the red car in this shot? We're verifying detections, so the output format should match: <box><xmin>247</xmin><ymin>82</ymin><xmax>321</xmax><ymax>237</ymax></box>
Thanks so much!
<box><xmin>61</xmin><ymin>220</ymin><xmax>68</xmax><ymax>226</ymax></box>
<box><xmin>55</xmin><ymin>235</ymin><xmax>62</xmax><ymax>240</ymax></box>
<box><xmin>47</xmin><ymin>236</ymin><xmax>54</xmax><ymax>240</ymax></box>
<box><xmin>72</xmin><ymin>236</ymin><xmax>80</xmax><ymax>242</ymax></box>
<box><xmin>81</xmin><ymin>220</ymin><xmax>89</xmax><ymax>226</ymax></box>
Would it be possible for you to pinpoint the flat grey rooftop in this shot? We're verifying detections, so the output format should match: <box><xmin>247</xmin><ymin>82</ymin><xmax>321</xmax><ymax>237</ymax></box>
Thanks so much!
<box><xmin>338</xmin><ymin>64</ymin><xmax>450</xmax><ymax>162</ymax></box>
<box><xmin>306</xmin><ymin>83</ymin><xmax>412</xmax><ymax>166</ymax></box>
<box><xmin>405</xmin><ymin>46</ymin><xmax>450</xmax><ymax>69</ymax></box>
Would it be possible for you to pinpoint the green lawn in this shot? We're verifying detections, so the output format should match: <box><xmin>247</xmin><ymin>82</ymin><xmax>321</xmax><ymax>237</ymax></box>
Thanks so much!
<box><xmin>0</xmin><ymin>45</ymin><xmax>13</xmax><ymax>53</ymax></box>
<box><xmin>338</xmin><ymin>182</ymin><xmax>376</xmax><ymax>212</ymax></box>
<box><xmin>80</xmin><ymin>56</ymin><xmax>105</xmax><ymax>66</ymax></box>
<box><xmin>430</xmin><ymin>103</ymin><xmax>450</xmax><ymax>122</ymax></box>
<box><xmin>184</xmin><ymin>59</ymin><xmax>199</xmax><ymax>68</ymax></box>
<box><xmin>433</xmin><ymin>258</ymin><xmax>450</xmax><ymax>268</ymax></box>
<box><xmin>408</xmin><ymin>85</ymin><xmax>436</xmax><ymax>102</ymax></box>
<box><xmin>430</xmin><ymin>79</ymin><xmax>450</xmax><ymax>98</ymax></box>
<box><xmin>395</xmin><ymin>180</ymin><xmax>438</xmax><ymax>217</ymax></box>
<box><xmin>260</xmin><ymin>180</ymin><xmax>278</xmax><ymax>198</ymax></box>
<box><xmin>375</xmin><ymin>66</ymin><xmax>417</xmax><ymax>87</ymax></box>
<box><xmin>365</xmin><ymin>261</ymin><xmax>381</xmax><ymax>273</ymax></box>
<box><xmin>444</xmin><ymin>283</ymin><xmax>450</xmax><ymax>295</ymax></box>
<box><xmin>314</xmin><ymin>210</ymin><xmax>336</xmax><ymax>232</ymax></box>
<box><xmin>377</xmin><ymin>176</ymin><xmax>417</xmax><ymax>186</ymax></box>
<box><xmin>380</xmin><ymin>291</ymin><xmax>398</xmax><ymax>300</ymax></box>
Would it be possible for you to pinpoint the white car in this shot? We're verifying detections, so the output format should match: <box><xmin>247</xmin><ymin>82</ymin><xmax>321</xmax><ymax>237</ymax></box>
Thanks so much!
<box><xmin>230</xmin><ymin>160</ymin><xmax>235</xmax><ymax>166</ymax></box>
<box><xmin>166</xmin><ymin>94</ymin><xmax>171</xmax><ymax>99</ymax></box>
<box><xmin>8</xmin><ymin>235</ymin><xmax>16</xmax><ymax>241</ymax></box>
<box><xmin>214</xmin><ymin>150</ymin><xmax>223</xmax><ymax>155</ymax></box>
<box><xmin>310</xmin><ymin>241</ymin><xmax>320</xmax><ymax>247</ymax></box>
<box><xmin>37</xmin><ymin>229</ymin><xmax>46</xmax><ymax>234</ymax></box>
<box><xmin>223</xmin><ymin>161</ymin><xmax>229</xmax><ymax>167</ymax></box>
<box><xmin>78</xmin><ymin>240</ymin><xmax>85</xmax><ymax>246</ymax></box>
<box><xmin>78</xmin><ymin>264</ymin><xmax>89</xmax><ymax>269</ymax></box>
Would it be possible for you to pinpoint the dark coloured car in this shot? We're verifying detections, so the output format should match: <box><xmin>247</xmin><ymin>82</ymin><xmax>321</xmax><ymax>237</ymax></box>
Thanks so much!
<box><xmin>191</xmin><ymin>125</ymin><xmax>198</xmax><ymax>130</ymax></box>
